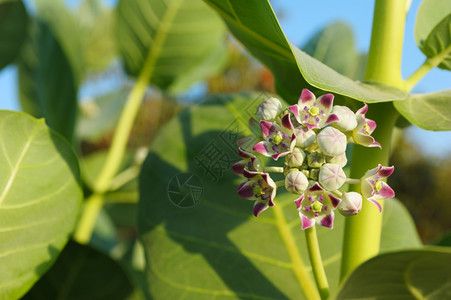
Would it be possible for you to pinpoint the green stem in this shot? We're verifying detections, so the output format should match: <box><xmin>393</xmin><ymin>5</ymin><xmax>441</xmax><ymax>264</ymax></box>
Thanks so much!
<box><xmin>345</xmin><ymin>178</ymin><xmax>360</xmax><ymax>185</ymax></box>
<box><xmin>405</xmin><ymin>44</ymin><xmax>451</xmax><ymax>92</ymax></box>
<box><xmin>275</xmin><ymin>180</ymin><xmax>285</xmax><ymax>187</ymax></box>
<box><xmin>263</xmin><ymin>166</ymin><xmax>284</xmax><ymax>173</ymax></box>
<box><xmin>340</xmin><ymin>0</ymin><xmax>406</xmax><ymax>280</ymax></box>
<box><xmin>305</xmin><ymin>226</ymin><xmax>329</xmax><ymax>300</ymax></box>
<box><xmin>73</xmin><ymin>0</ymin><xmax>181</xmax><ymax>244</ymax></box>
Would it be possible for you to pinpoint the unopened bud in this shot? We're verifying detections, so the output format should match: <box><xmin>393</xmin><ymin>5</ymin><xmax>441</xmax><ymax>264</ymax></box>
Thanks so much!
<box><xmin>255</xmin><ymin>97</ymin><xmax>283</xmax><ymax>121</ymax></box>
<box><xmin>317</xmin><ymin>127</ymin><xmax>347</xmax><ymax>156</ymax></box>
<box><xmin>338</xmin><ymin>192</ymin><xmax>362</xmax><ymax>216</ymax></box>
<box><xmin>309</xmin><ymin>168</ymin><xmax>319</xmax><ymax>181</ymax></box>
<box><xmin>331</xmin><ymin>105</ymin><xmax>357</xmax><ymax>132</ymax></box>
<box><xmin>307</xmin><ymin>152</ymin><xmax>325</xmax><ymax>168</ymax></box>
<box><xmin>285</xmin><ymin>171</ymin><xmax>309</xmax><ymax>194</ymax></box>
<box><xmin>286</xmin><ymin>148</ymin><xmax>306</xmax><ymax>168</ymax></box>
<box><xmin>294</xmin><ymin>126</ymin><xmax>316</xmax><ymax>148</ymax></box>
<box><xmin>318</xmin><ymin>163</ymin><xmax>346</xmax><ymax>191</ymax></box>
<box><xmin>327</xmin><ymin>153</ymin><xmax>348</xmax><ymax>168</ymax></box>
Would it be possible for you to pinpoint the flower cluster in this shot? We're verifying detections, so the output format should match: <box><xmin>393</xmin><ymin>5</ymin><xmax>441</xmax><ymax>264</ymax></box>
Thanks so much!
<box><xmin>233</xmin><ymin>89</ymin><xmax>395</xmax><ymax>229</ymax></box>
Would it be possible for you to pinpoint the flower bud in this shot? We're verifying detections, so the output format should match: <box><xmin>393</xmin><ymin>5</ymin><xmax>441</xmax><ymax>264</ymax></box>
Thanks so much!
<box><xmin>331</xmin><ymin>105</ymin><xmax>357</xmax><ymax>132</ymax></box>
<box><xmin>285</xmin><ymin>171</ymin><xmax>309</xmax><ymax>194</ymax></box>
<box><xmin>309</xmin><ymin>168</ymin><xmax>319</xmax><ymax>181</ymax></box>
<box><xmin>318</xmin><ymin>163</ymin><xmax>346</xmax><ymax>191</ymax></box>
<box><xmin>285</xmin><ymin>147</ymin><xmax>306</xmax><ymax>168</ymax></box>
<box><xmin>327</xmin><ymin>153</ymin><xmax>348</xmax><ymax>168</ymax></box>
<box><xmin>338</xmin><ymin>192</ymin><xmax>362</xmax><ymax>216</ymax></box>
<box><xmin>294</xmin><ymin>126</ymin><xmax>316</xmax><ymax>148</ymax></box>
<box><xmin>307</xmin><ymin>152</ymin><xmax>325</xmax><ymax>168</ymax></box>
<box><xmin>317</xmin><ymin>127</ymin><xmax>347</xmax><ymax>156</ymax></box>
<box><xmin>255</xmin><ymin>97</ymin><xmax>283</xmax><ymax>121</ymax></box>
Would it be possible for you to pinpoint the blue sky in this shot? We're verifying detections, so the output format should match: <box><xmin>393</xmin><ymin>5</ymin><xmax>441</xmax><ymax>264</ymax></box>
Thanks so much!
<box><xmin>0</xmin><ymin>0</ymin><xmax>450</xmax><ymax>156</ymax></box>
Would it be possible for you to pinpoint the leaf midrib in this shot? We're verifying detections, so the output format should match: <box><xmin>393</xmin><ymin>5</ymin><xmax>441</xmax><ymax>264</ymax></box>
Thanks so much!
<box><xmin>206</xmin><ymin>0</ymin><xmax>293</xmax><ymax>60</ymax></box>
<box><xmin>0</xmin><ymin>120</ymin><xmax>41</xmax><ymax>206</ymax></box>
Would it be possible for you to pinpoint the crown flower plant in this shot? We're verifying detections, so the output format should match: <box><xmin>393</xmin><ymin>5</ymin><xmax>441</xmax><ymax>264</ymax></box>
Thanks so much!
<box><xmin>234</xmin><ymin>89</ymin><xmax>395</xmax><ymax>228</ymax></box>
<box><xmin>234</xmin><ymin>89</ymin><xmax>397</xmax><ymax>299</ymax></box>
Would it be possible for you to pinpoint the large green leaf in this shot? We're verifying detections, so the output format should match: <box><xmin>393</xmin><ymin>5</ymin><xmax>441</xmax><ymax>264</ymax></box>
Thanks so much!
<box><xmin>205</xmin><ymin>0</ymin><xmax>407</xmax><ymax>104</ymax></box>
<box><xmin>422</xmin><ymin>14</ymin><xmax>451</xmax><ymax>70</ymax></box>
<box><xmin>0</xmin><ymin>111</ymin><xmax>82</xmax><ymax>299</ymax></box>
<box><xmin>77</xmin><ymin>0</ymin><xmax>117</xmax><ymax>73</ymax></box>
<box><xmin>0</xmin><ymin>0</ymin><xmax>28</xmax><ymax>71</ymax></box>
<box><xmin>23</xmin><ymin>241</ymin><xmax>134</xmax><ymax>300</ymax></box>
<box><xmin>335</xmin><ymin>248</ymin><xmax>451</xmax><ymax>299</ymax></box>
<box><xmin>138</xmin><ymin>94</ymin><xmax>421</xmax><ymax>299</ymax></box>
<box><xmin>303</xmin><ymin>22</ymin><xmax>359</xmax><ymax>79</ymax></box>
<box><xmin>414</xmin><ymin>0</ymin><xmax>451</xmax><ymax>49</ymax></box>
<box><xmin>394</xmin><ymin>90</ymin><xmax>451</xmax><ymax>131</ymax></box>
<box><xmin>17</xmin><ymin>21</ymin><xmax>78</xmax><ymax>142</ymax></box>
<box><xmin>34</xmin><ymin>0</ymin><xmax>83</xmax><ymax>84</ymax></box>
<box><xmin>116</xmin><ymin>0</ymin><xmax>227</xmax><ymax>93</ymax></box>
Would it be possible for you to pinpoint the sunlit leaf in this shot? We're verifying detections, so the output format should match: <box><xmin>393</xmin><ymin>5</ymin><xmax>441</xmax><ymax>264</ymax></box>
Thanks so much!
<box><xmin>414</xmin><ymin>0</ymin><xmax>451</xmax><ymax>49</ymax></box>
<box><xmin>116</xmin><ymin>0</ymin><xmax>227</xmax><ymax>93</ymax></box>
<box><xmin>303</xmin><ymin>22</ymin><xmax>359</xmax><ymax>79</ymax></box>
<box><xmin>77</xmin><ymin>0</ymin><xmax>117</xmax><ymax>73</ymax></box>
<box><xmin>138</xmin><ymin>94</ymin><xmax>421</xmax><ymax>298</ymax></box>
<box><xmin>0</xmin><ymin>111</ymin><xmax>82</xmax><ymax>299</ymax></box>
<box><xmin>394</xmin><ymin>90</ymin><xmax>451</xmax><ymax>131</ymax></box>
<box><xmin>204</xmin><ymin>0</ymin><xmax>407</xmax><ymax>104</ymax></box>
<box><xmin>422</xmin><ymin>14</ymin><xmax>451</xmax><ymax>70</ymax></box>
<box><xmin>335</xmin><ymin>248</ymin><xmax>451</xmax><ymax>300</ymax></box>
<box><xmin>23</xmin><ymin>241</ymin><xmax>134</xmax><ymax>300</ymax></box>
<box><xmin>0</xmin><ymin>0</ymin><xmax>28</xmax><ymax>71</ymax></box>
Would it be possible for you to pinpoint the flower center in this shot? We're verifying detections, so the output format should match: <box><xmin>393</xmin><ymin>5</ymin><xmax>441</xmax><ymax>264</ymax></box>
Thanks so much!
<box><xmin>312</xmin><ymin>200</ymin><xmax>323</xmax><ymax>213</ymax></box>
<box><xmin>308</xmin><ymin>106</ymin><xmax>319</xmax><ymax>116</ymax></box>
<box><xmin>374</xmin><ymin>180</ymin><xmax>382</xmax><ymax>193</ymax></box>
<box><xmin>273</xmin><ymin>132</ymin><xmax>283</xmax><ymax>145</ymax></box>
<box><xmin>363</xmin><ymin>123</ymin><xmax>371</xmax><ymax>134</ymax></box>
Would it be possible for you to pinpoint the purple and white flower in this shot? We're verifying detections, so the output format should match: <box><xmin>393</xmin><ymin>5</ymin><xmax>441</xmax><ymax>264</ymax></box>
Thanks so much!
<box><xmin>237</xmin><ymin>169</ymin><xmax>277</xmax><ymax>217</ymax></box>
<box><xmin>294</xmin><ymin>183</ymin><xmax>341</xmax><ymax>229</ymax></box>
<box><xmin>253</xmin><ymin>114</ymin><xmax>296</xmax><ymax>160</ymax></box>
<box><xmin>351</xmin><ymin>104</ymin><xmax>381</xmax><ymax>148</ymax></box>
<box><xmin>232</xmin><ymin>148</ymin><xmax>263</xmax><ymax>175</ymax></box>
<box><xmin>360</xmin><ymin>164</ymin><xmax>395</xmax><ymax>211</ymax></box>
<box><xmin>289</xmin><ymin>89</ymin><xmax>339</xmax><ymax>129</ymax></box>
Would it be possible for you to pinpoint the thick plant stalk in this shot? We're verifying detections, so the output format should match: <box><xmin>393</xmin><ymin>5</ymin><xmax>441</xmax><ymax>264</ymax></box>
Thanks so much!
<box><xmin>305</xmin><ymin>226</ymin><xmax>329</xmax><ymax>300</ymax></box>
<box><xmin>340</xmin><ymin>0</ymin><xmax>407</xmax><ymax>280</ymax></box>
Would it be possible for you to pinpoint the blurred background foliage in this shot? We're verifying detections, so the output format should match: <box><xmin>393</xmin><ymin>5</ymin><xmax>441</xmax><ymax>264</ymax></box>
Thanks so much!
<box><xmin>0</xmin><ymin>0</ymin><xmax>449</xmax><ymax>298</ymax></box>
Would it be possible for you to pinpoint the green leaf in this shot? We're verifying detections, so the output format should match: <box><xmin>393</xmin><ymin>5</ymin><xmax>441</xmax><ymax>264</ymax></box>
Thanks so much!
<box><xmin>422</xmin><ymin>14</ymin><xmax>451</xmax><ymax>70</ymax></box>
<box><xmin>116</xmin><ymin>0</ymin><xmax>227</xmax><ymax>93</ymax></box>
<box><xmin>380</xmin><ymin>198</ymin><xmax>422</xmax><ymax>251</ymax></box>
<box><xmin>34</xmin><ymin>0</ymin><xmax>83</xmax><ymax>84</ymax></box>
<box><xmin>0</xmin><ymin>0</ymin><xmax>28</xmax><ymax>71</ymax></box>
<box><xmin>17</xmin><ymin>21</ymin><xmax>78</xmax><ymax>142</ymax></box>
<box><xmin>414</xmin><ymin>0</ymin><xmax>451</xmax><ymax>50</ymax></box>
<box><xmin>303</xmin><ymin>22</ymin><xmax>359</xmax><ymax>79</ymax></box>
<box><xmin>138</xmin><ymin>94</ymin><xmax>421</xmax><ymax>298</ymax></box>
<box><xmin>335</xmin><ymin>248</ymin><xmax>451</xmax><ymax>300</ymax></box>
<box><xmin>0</xmin><ymin>111</ymin><xmax>82</xmax><ymax>299</ymax></box>
<box><xmin>205</xmin><ymin>0</ymin><xmax>407</xmax><ymax>104</ymax></box>
<box><xmin>394</xmin><ymin>90</ymin><xmax>451</xmax><ymax>131</ymax></box>
<box><xmin>77</xmin><ymin>0</ymin><xmax>117</xmax><ymax>73</ymax></box>
<box><xmin>22</xmin><ymin>241</ymin><xmax>135</xmax><ymax>300</ymax></box>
